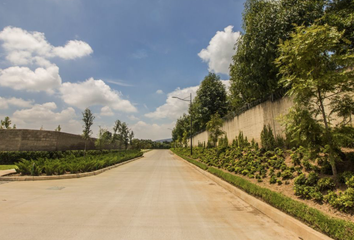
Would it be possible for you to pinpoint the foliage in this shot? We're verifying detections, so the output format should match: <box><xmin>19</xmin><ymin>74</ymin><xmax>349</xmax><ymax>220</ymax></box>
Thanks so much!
<box><xmin>82</xmin><ymin>108</ymin><xmax>95</xmax><ymax>151</ymax></box>
<box><xmin>0</xmin><ymin>149</ymin><xmax>122</xmax><ymax>165</ymax></box>
<box><xmin>324</xmin><ymin>188</ymin><xmax>354</xmax><ymax>213</ymax></box>
<box><xmin>206</xmin><ymin>113</ymin><xmax>224</xmax><ymax>147</ymax></box>
<box><xmin>14</xmin><ymin>150</ymin><xmax>143</xmax><ymax>176</ymax></box>
<box><xmin>260</xmin><ymin>125</ymin><xmax>276</xmax><ymax>151</ymax></box>
<box><xmin>191</xmin><ymin>73</ymin><xmax>228</xmax><ymax>130</ymax></box>
<box><xmin>206</xmin><ymin>166</ymin><xmax>354</xmax><ymax>240</ymax></box>
<box><xmin>55</xmin><ymin>125</ymin><xmax>61</xmax><ymax>132</ymax></box>
<box><xmin>229</xmin><ymin>0</ymin><xmax>325</xmax><ymax>108</ymax></box>
<box><xmin>276</xmin><ymin>23</ymin><xmax>354</xmax><ymax>177</ymax></box>
<box><xmin>95</xmin><ymin>127</ymin><xmax>112</xmax><ymax>150</ymax></box>
<box><xmin>317</xmin><ymin>177</ymin><xmax>336</xmax><ymax>191</ymax></box>
<box><xmin>0</xmin><ymin>116</ymin><xmax>13</xmax><ymax>129</ymax></box>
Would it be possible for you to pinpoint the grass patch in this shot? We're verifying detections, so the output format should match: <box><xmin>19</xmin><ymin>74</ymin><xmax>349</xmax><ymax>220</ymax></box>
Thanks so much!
<box><xmin>0</xmin><ymin>165</ymin><xmax>17</xmax><ymax>170</ymax></box>
<box><xmin>172</xmin><ymin>149</ymin><xmax>354</xmax><ymax>240</ymax></box>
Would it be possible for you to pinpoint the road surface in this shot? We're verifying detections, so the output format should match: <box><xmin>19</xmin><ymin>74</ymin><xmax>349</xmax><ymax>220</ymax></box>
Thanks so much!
<box><xmin>0</xmin><ymin>150</ymin><xmax>300</xmax><ymax>240</ymax></box>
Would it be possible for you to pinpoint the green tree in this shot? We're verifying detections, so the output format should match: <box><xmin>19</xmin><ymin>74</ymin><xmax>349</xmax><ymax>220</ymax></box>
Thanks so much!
<box><xmin>95</xmin><ymin>127</ymin><xmax>112</xmax><ymax>150</ymax></box>
<box><xmin>55</xmin><ymin>125</ymin><xmax>61</xmax><ymax>132</ymax></box>
<box><xmin>206</xmin><ymin>113</ymin><xmax>225</xmax><ymax>147</ymax></box>
<box><xmin>324</xmin><ymin>0</ymin><xmax>354</xmax><ymax>53</ymax></box>
<box><xmin>82</xmin><ymin>108</ymin><xmax>95</xmax><ymax>152</ymax></box>
<box><xmin>120</xmin><ymin>122</ymin><xmax>130</xmax><ymax>150</ymax></box>
<box><xmin>1</xmin><ymin>116</ymin><xmax>12</xmax><ymax>129</ymax></box>
<box><xmin>129</xmin><ymin>130</ymin><xmax>134</xmax><ymax>146</ymax></box>
<box><xmin>229</xmin><ymin>0</ymin><xmax>325</xmax><ymax>109</ymax></box>
<box><xmin>192</xmin><ymin>73</ymin><xmax>228</xmax><ymax>130</ymax></box>
<box><xmin>276</xmin><ymin>24</ymin><xmax>354</xmax><ymax>177</ymax></box>
<box><xmin>182</xmin><ymin>130</ymin><xmax>188</xmax><ymax>148</ymax></box>
<box><xmin>112</xmin><ymin>120</ymin><xmax>121</xmax><ymax>148</ymax></box>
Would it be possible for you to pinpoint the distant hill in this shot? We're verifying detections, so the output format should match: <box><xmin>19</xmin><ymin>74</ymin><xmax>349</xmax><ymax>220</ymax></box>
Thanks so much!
<box><xmin>154</xmin><ymin>138</ymin><xmax>172</xmax><ymax>143</ymax></box>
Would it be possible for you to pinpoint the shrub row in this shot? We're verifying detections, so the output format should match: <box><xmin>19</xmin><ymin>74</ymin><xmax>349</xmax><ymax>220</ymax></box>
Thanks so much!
<box><xmin>171</xmin><ymin>149</ymin><xmax>354</xmax><ymax>240</ymax></box>
<box><xmin>0</xmin><ymin>149</ymin><xmax>123</xmax><ymax>165</ymax></box>
<box><xmin>15</xmin><ymin>150</ymin><xmax>143</xmax><ymax>176</ymax></box>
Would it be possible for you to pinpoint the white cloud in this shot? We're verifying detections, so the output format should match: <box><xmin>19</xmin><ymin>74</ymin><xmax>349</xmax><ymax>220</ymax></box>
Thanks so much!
<box><xmin>60</xmin><ymin>78</ymin><xmax>137</xmax><ymax>112</ymax></box>
<box><xmin>0</xmin><ymin>26</ymin><xmax>92</xmax><ymax>93</ymax></box>
<box><xmin>156</xmin><ymin>89</ymin><xmax>164</xmax><ymax>94</ymax></box>
<box><xmin>7</xmin><ymin>102</ymin><xmax>80</xmax><ymax>134</ymax></box>
<box><xmin>0</xmin><ymin>65</ymin><xmax>62</xmax><ymax>93</ymax></box>
<box><xmin>53</xmin><ymin>40</ymin><xmax>93</xmax><ymax>59</ymax></box>
<box><xmin>100</xmin><ymin>106</ymin><xmax>114</xmax><ymax>116</ymax></box>
<box><xmin>12</xmin><ymin>102</ymin><xmax>76</xmax><ymax>124</ymax></box>
<box><xmin>198</xmin><ymin>26</ymin><xmax>241</xmax><ymax>75</ymax></box>
<box><xmin>0</xmin><ymin>26</ymin><xmax>93</xmax><ymax>65</ymax></box>
<box><xmin>146</xmin><ymin>81</ymin><xmax>230</xmax><ymax>120</ymax></box>
<box><xmin>131</xmin><ymin>121</ymin><xmax>174</xmax><ymax>140</ymax></box>
<box><xmin>145</xmin><ymin>85</ymin><xmax>198</xmax><ymax>119</ymax></box>
<box><xmin>0</xmin><ymin>97</ymin><xmax>34</xmax><ymax>109</ymax></box>
<box><xmin>128</xmin><ymin>115</ymin><xmax>139</xmax><ymax>121</ymax></box>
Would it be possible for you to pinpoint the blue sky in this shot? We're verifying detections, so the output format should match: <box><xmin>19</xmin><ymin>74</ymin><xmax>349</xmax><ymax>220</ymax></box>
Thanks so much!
<box><xmin>0</xmin><ymin>0</ymin><xmax>245</xmax><ymax>140</ymax></box>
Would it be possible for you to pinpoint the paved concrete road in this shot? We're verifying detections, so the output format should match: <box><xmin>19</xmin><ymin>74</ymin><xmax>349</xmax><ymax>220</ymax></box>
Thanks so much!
<box><xmin>0</xmin><ymin>150</ymin><xmax>300</xmax><ymax>240</ymax></box>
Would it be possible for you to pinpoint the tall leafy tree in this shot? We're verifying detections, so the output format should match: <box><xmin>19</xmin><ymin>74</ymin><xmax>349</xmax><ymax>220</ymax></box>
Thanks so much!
<box><xmin>229</xmin><ymin>0</ymin><xmax>325</xmax><ymax>109</ymax></box>
<box><xmin>120</xmin><ymin>122</ymin><xmax>130</xmax><ymax>150</ymax></box>
<box><xmin>206</xmin><ymin>113</ymin><xmax>225</xmax><ymax>147</ymax></box>
<box><xmin>82</xmin><ymin>108</ymin><xmax>95</xmax><ymax>152</ymax></box>
<box><xmin>193</xmin><ymin>73</ymin><xmax>228</xmax><ymax>130</ymax></box>
<box><xmin>276</xmin><ymin>24</ymin><xmax>354</xmax><ymax>177</ymax></box>
<box><xmin>129</xmin><ymin>130</ymin><xmax>134</xmax><ymax>146</ymax></box>
<box><xmin>1</xmin><ymin>116</ymin><xmax>12</xmax><ymax>129</ymax></box>
<box><xmin>95</xmin><ymin>127</ymin><xmax>112</xmax><ymax>150</ymax></box>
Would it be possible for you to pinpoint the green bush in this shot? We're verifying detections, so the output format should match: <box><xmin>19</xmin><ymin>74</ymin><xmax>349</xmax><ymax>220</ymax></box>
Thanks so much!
<box><xmin>317</xmin><ymin>177</ymin><xmax>335</xmax><ymax>191</ymax></box>
<box><xmin>346</xmin><ymin>176</ymin><xmax>354</xmax><ymax>188</ymax></box>
<box><xmin>306</xmin><ymin>172</ymin><xmax>319</xmax><ymax>186</ymax></box>
<box><xmin>325</xmin><ymin>189</ymin><xmax>354</xmax><ymax>213</ymax></box>
<box><xmin>270</xmin><ymin>175</ymin><xmax>277</xmax><ymax>184</ymax></box>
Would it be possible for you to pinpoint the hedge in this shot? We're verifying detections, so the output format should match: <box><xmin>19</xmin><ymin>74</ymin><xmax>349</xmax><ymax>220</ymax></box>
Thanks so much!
<box><xmin>0</xmin><ymin>149</ymin><xmax>124</xmax><ymax>165</ymax></box>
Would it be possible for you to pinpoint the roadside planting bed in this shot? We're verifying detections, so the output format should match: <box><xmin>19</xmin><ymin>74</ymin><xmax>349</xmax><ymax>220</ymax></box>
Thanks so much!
<box><xmin>0</xmin><ymin>150</ymin><xmax>142</xmax><ymax>176</ymax></box>
<box><xmin>171</xmin><ymin>142</ymin><xmax>354</xmax><ymax>240</ymax></box>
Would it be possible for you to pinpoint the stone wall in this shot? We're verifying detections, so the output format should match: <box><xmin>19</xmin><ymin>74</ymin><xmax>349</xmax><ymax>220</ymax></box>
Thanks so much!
<box><xmin>191</xmin><ymin>97</ymin><xmax>293</xmax><ymax>146</ymax></box>
<box><xmin>0</xmin><ymin>129</ymin><xmax>97</xmax><ymax>151</ymax></box>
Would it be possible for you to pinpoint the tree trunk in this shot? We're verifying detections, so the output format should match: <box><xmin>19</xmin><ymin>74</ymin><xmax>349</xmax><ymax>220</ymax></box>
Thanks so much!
<box><xmin>318</xmin><ymin>88</ymin><xmax>338</xmax><ymax>177</ymax></box>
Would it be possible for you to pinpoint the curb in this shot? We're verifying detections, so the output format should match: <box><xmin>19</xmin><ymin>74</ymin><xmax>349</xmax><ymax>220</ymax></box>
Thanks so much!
<box><xmin>0</xmin><ymin>155</ymin><xmax>144</xmax><ymax>181</ymax></box>
<box><xmin>172</xmin><ymin>152</ymin><xmax>333</xmax><ymax>240</ymax></box>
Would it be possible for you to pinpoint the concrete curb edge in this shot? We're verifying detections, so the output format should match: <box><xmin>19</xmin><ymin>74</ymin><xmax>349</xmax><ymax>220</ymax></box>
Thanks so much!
<box><xmin>0</xmin><ymin>155</ymin><xmax>144</xmax><ymax>181</ymax></box>
<box><xmin>171</xmin><ymin>151</ymin><xmax>333</xmax><ymax>240</ymax></box>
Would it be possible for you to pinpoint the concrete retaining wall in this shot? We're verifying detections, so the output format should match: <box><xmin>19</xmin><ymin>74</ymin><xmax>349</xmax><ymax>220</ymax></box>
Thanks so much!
<box><xmin>0</xmin><ymin>129</ymin><xmax>98</xmax><ymax>151</ymax></box>
<box><xmin>191</xmin><ymin>97</ymin><xmax>293</xmax><ymax>146</ymax></box>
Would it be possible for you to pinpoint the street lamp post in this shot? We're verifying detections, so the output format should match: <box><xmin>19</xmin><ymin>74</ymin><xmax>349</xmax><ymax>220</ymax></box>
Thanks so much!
<box><xmin>172</xmin><ymin>93</ymin><xmax>192</xmax><ymax>155</ymax></box>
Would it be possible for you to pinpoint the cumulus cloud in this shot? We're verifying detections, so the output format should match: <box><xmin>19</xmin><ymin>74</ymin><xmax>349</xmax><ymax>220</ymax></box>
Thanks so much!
<box><xmin>12</xmin><ymin>102</ymin><xmax>75</xmax><ymax>123</ymax></box>
<box><xmin>0</xmin><ymin>97</ymin><xmax>34</xmax><ymax>109</ymax></box>
<box><xmin>100</xmin><ymin>106</ymin><xmax>114</xmax><ymax>116</ymax></box>
<box><xmin>0</xmin><ymin>26</ymin><xmax>93</xmax><ymax>65</ymax></box>
<box><xmin>198</xmin><ymin>26</ymin><xmax>241</xmax><ymax>75</ymax></box>
<box><xmin>128</xmin><ymin>115</ymin><xmax>139</xmax><ymax>121</ymax></box>
<box><xmin>145</xmin><ymin>85</ymin><xmax>198</xmax><ymax>119</ymax></box>
<box><xmin>156</xmin><ymin>89</ymin><xmax>164</xmax><ymax>94</ymax></box>
<box><xmin>60</xmin><ymin>78</ymin><xmax>137</xmax><ymax>112</ymax></box>
<box><xmin>0</xmin><ymin>65</ymin><xmax>62</xmax><ymax>93</ymax></box>
<box><xmin>131</xmin><ymin>121</ymin><xmax>174</xmax><ymax>140</ymax></box>
<box><xmin>0</xmin><ymin>26</ymin><xmax>92</xmax><ymax>93</ymax></box>
<box><xmin>53</xmin><ymin>40</ymin><xmax>93</xmax><ymax>59</ymax></box>
<box><xmin>145</xmin><ymin>80</ymin><xmax>230</xmax><ymax>120</ymax></box>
